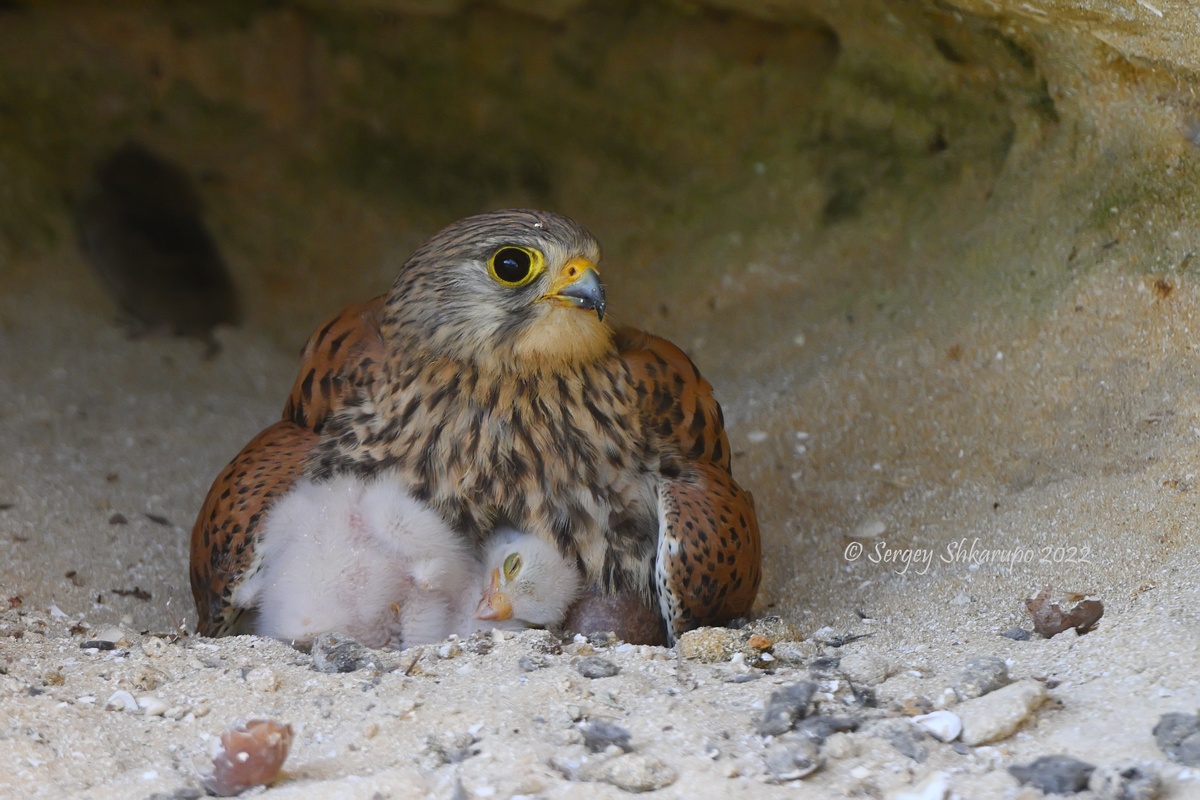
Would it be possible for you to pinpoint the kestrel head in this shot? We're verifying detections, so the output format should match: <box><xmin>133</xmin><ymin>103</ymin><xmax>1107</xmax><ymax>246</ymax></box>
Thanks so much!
<box><xmin>382</xmin><ymin>209</ymin><xmax>611</xmax><ymax>373</ymax></box>
<box><xmin>475</xmin><ymin>526</ymin><xmax>583</xmax><ymax>627</ymax></box>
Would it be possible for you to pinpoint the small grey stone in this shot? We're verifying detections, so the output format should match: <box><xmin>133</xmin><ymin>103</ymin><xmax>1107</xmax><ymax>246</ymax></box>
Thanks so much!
<box><xmin>839</xmin><ymin>651</ymin><xmax>889</xmax><ymax>685</ymax></box>
<box><xmin>459</xmin><ymin>631</ymin><xmax>495</xmax><ymax>655</ymax></box>
<box><xmin>576</xmin><ymin>656</ymin><xmax>620</xmax><ymax>679</ymax></box>
<box><xmin>1001</xmin><ymin>627</ymin><xmax>1031</xmax><ymax>641</ymax></box>
<box><xmin>874</xmin><ymin>718</ymin><xmax>928</xmax><ymax>763</ymax></box>
<box><xmin>602</xmin><ymin>753</ymin><xmax>678</xmax><ymax>792</ymax></box>
<box><xmin>518</xmin><ymin>654</ymin><xmax>547</xmax><ymax>672</ymax></box>
<box><xmin>517</xmin><ymin>628</ymin><xmax>564</xmax><ymax>654</ymax></box>
<box><xmin>1009</xmin><ymin>755</ymin><xmax>1095</xmax><ymax>794</ymax></box>
<box><xmin>763</xmin><ymin>734</ymin><xmax>822</xmax><ymax>782</ymax></box>
<box><xmin>1152</xmin><ymin>712</ymin><xmax>1200</xmax><ymax>765</ymax></box>
<box><xmin>757</xmin><ymin>682</ymin><xmax>817</xmax><ymax>736</ymax></box>
<box><xmin>580</xmin><ymin>718</ymin><xmax>632</xmax><ymax>753</ymax></box>
<box><xmin>793</xmin><ymin>715</ymin><xmax>859</xmax><ymax>744</ymax></box>
<box><xmin>587</xmin><ymin>631</ymin><xmax>618</xmax><ymax>647</ymax></box>
<box><xmin>1180</xmin><ymin>735</ymin><xmax>1200</xmax><ymax>767</ymax></box>
<box><xmin>422</xmin><ymin>731</ymin><xmax>480</xmax><ymax>766</ymax></box>
<box><xmin>1089</xmin><ymin>763</ymin><xmax>1162</xmax><ymax>800</ymax></box>
<box><xmin>954</xmin><ymin>655</ymin><xmax>1009</xmax><ymax>700</ymax></box>
<box><xmin>310</xmin><ymin>632</ymin><xmax>367</xmax><ymax>673</ymax></box>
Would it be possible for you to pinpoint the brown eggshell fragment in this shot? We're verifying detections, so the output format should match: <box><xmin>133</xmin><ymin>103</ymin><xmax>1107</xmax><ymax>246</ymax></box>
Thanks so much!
<box><xmin>1025</xmin><ymin>585</ymin><xmax>1104</xmax><ymax>637</ymax></box>
<box><xmin>201</xmin><ymin>718</ymin><xmax>294</xmax><ymax>796</ymax></box>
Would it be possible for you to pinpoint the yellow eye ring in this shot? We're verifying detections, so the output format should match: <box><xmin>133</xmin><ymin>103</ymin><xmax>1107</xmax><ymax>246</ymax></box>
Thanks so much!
<box><xmin>502</xmin><ymin>552</ymin><xmax>522</xmax><ymax>581</ymax></box>
<box><xmin>488</xmin><ymin>246</ymin><xmax>545</xmax><ymax>288</ymax></box>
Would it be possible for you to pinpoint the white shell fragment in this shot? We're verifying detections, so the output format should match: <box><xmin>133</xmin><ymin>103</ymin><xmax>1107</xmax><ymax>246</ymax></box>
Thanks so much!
<box><xmin>911</xmin><ymin>710</ymin><xmax>962</xmax><ymax>742</ymax></box>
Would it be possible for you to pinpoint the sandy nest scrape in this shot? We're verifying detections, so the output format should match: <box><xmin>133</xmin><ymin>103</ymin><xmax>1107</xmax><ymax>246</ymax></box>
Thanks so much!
<box><xmin>1</xmin><ymin>594</ymin><xmax>1199</xmax><ymax>799</ymax></box>
<box><xmin>4</xmin><ymin>257</ymin><xmax>1200</xmax><ymax>798</ymax></box>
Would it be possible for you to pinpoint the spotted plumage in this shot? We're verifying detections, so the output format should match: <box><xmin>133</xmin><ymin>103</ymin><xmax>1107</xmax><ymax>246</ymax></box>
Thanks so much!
<box><xmin>190</xmin><ymin>209</ymin><xmax>760</xmax><ymax>644</ymax></box>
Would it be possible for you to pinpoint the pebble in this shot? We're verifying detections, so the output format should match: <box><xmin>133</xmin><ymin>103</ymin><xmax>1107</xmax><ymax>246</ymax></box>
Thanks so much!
<box><xmin>822</xmin><ymin>732</ymin><xmax>857</xmax><ymax>759</ymax></box>
<box><xmin>580</xmin><ymin>719</ymin><xmax>632</xmax><ymax>753</ymax></box>
<box><xmin>310</xmin><ymin>632</ymin><xmax>367</xmax><ymax>673</ymax></box>
<box><xmin>133</xmin><ymin>666</ymin><xmax>168</xmax><ymax>691</ymax></box>
<box><xmin>517</xmin><ymin>629</ymin><xmax>563</xmax><ymax>655</ymax></box>
<box><xmin>141</xmin><ymin>638</ymin><xmax>170</xmax><ymax>657</ymax></box>
<box><xmin>518</xmin><ymin>654</ymin><xmax>547</xmax><ymax>672</ymax></box>
<box><xmin>956</xmin><ymin>679</ymin><xmax>1047</xmax><ymax>745</ymax></box>
<box><xmin>840</xmin><ymin>651</ymin><xmax>890</xmax><ymax>685</ymax></box>
<box><xmin>95</xmin><ymin>627</ymin><xmax>131</xmax><ymax>646</ymax></box>
<box><xmin>1008</xmin><ymin>754</ymin><xmax>1096</xmax><ymax>794</ymax></box>
<box><xmin>794</xmin><ymin>715</ymin><xmax>859</xmax><ymax>744</ymax></box>
<box><xmin>422</xmin><ymin>731</ymin><xmax>480</xmax><ymax>766</ymax></box>
<box><xmin>576</xmin><ymin>657</ymin><xmax>620</xmax><ymax>679</ymax></box>
<box><xmin>886</xmin><ymin>771</ymin><xmax>950</xmax><ymax>800</ymax></box>
<box><xmin>677</xmin><ymin>627</ymin><xmax>759</xmax><ymax>663</ymax></box>
<box><xmin>1000</xmin><ymin>627</ymin><xmax>1031</xmax><ymax>641</ymax></box>
<box><xmin>1153</xmin><ymin>712</ymin><xmax>1200</xmax><ymax>765</ymax></box>
<box><xmin>551</xmin><ymin>749</ymin><xmax>677</xmax><ymax>791</ymax></box>
<box><xmin>244</xmin><ymin>667</ymin><xmax>280</xmax><ymax>693</ymax></box>
<box><xmin>745</xmin><ymin>616</ymin><xmax>806</xmax><ymax>642</ymax></box>
<box><xmin>763</xmin><ymin>735</ymin><xmax>822</xmax><ymax>782</ymax></box>
<box><xmin>875</xmin><ymin>718</ymin><xmax>928</xmax><ymax>763</ymax></box>
<box><xmin>1088</xmin><ymin>763</ymin><xmax>1162</xmax><ymax>800</ymax></box>
<box><xmin>912</xmin><ymin>710</ymin><xmax>962</xmax><ymax>743</ymax></box>
<box><xmin>953</xmin><ymin>655</ymin><xmax>1009</xmax><ymax>701</ymax></box>
<box><xmin>105</xmin><ymin>690</ymin><xmax>138</xmax><ymax>712</ymax></box>
<box><xmin>757</xmin><ymin>682</ymin><xmax>817</xmax><ymax>736</ymax></box>
<box><xmin>771</xmin><ymin>640</ymin><xmax>820</xmax><ymax>665</ymax></box>
<box><xmin>138</xmin><ymin>696</ymin><xmax>169</xmax><ymax>716</ymax></box>
<box><xmin>602</xmin><ymin>753</ymin><xmax>678</xmax><ymax>792</ymax></box>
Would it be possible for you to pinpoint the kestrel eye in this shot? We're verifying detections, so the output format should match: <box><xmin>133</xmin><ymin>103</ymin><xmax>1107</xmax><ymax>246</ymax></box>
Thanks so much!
<box><xmin>502</xmin><ymin>552</ymin><xmax>522</xmax><ymax>581</ymax></box>
<box><xmin>488</xmin><ymin>246</ymin><xmax>544</xmax><ymax>287</ymax></box>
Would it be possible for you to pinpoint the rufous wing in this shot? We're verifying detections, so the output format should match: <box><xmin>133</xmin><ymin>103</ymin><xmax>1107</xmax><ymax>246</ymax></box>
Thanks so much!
<box><xmin>282</xmin><ymin>295</ymin><xmax>386</xmax><ymax>432</ymax></box>
<box><xmin>655</xmin><ymin>460</ymin><xmax>761</xmax><ymax>643</ymax></box>
<box><xmin>617</xmin><ymin>326</ymin><xmax>762</xmax><ymax>641</ymax></box>
<box><xmin>190</xmin><ymin>420</ymin><xmax>318</xmax><ymax>636</ymax></box>
<box><xmin>615</xmin><ymin>327</ymin><xmax>731</xmax><ymax>471</ymax></box>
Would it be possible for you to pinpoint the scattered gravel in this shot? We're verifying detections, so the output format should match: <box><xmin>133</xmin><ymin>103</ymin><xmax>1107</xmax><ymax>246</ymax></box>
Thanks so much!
<box><xmin>1088</xmin><ymin>763</ymin><xmax>1163</xmax><ymax>800</ymax></box>
<box><xmin>580</xmin><ymin>718</ymin><xmax>633</xmax><ymax>753</ymax></box>
<box><xmin>309</xmin><ymin>631</ymin><xmax>368</xmax><ymax>673</ymax></box>
<box><xmin>575</xmin><ymin>656</ymin><xmax>620</xmax><ymax>678</ymax></box>
<box><xmin>1152</xmin><ymin>712</ymin><xmax>1200</xmax><ymax>766</ymax></box>
<box><xmin>757</xmin><ymin>682</ymin><xmax>817</xmax><ymax>736</ymax></box>
<box><xmin>911</xmin><ymin>710</ymin><xmax>962</xmax><ymax>743</ymax></box>
<box><xmin>1008</xmin><ymin>754</ymin><xmax>1096</xmax><ymax>794</ymax></box>
<box><xmin>952</xmin><ymin>655</ymin><xmax>1009</xmax><ymax>700</ymax></box>
<box><xmin>956</xmin><ymin>679</ymin><xmax>1047</xmax><ymax>746</ymax></box>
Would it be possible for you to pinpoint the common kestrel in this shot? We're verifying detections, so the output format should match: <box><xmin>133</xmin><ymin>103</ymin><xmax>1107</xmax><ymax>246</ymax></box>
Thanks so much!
<box><xmin>191</xmin><ymin>209</ymin><xmax>760</xmax><ymax>645</ymax></box>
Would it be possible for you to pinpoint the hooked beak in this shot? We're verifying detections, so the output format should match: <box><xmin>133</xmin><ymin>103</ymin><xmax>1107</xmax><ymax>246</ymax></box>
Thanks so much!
<box><xmin>475</xmin><ymin>567</ymin><xmax>514</xmax><ymax>621</ymax></box>
<box><xmin>544</xmin><ymin>257</ymin><xmax>606</xmax><ymax>321</ymax></box>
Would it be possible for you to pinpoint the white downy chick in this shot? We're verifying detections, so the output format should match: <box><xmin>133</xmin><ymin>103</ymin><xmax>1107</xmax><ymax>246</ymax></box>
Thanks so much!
<box><xmin>461</xmin><ymin>526</ymin><xmax>583</xmax><ymax>636</ymax></box>
<box><xmin>237</xmin><ymin>472</ymin><xmax>474</xmax><ymax>650</ymax></box>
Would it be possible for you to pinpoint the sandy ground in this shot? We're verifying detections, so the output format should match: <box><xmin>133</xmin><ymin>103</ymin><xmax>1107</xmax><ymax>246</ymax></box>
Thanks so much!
<box><xmin>3</xmin><ymin>244</ymin><xmax>1200</xmax><ymax>799</ymax></box>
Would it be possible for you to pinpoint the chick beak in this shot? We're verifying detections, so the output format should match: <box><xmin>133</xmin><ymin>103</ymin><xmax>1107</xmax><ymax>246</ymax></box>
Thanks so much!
<box><xmin>546</xmin><ymin>258</ymin><xmax>606</xmax><ymax>321</ymax></box>
<box><xmin>475</xmin><ymin>567</ymin><xmax>514</xmax><ymax>621</ymax></box>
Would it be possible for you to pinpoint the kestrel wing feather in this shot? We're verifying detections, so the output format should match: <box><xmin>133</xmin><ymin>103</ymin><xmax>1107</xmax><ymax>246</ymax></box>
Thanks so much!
<box><xmin>190</xmin><ymin>420</ymin><xmax>317</xmax><ymax>636</ymax></box>
<box><xmin>615</xmin><ymin>327</ymin><xmax>731</xmax><ymax>472</ymax></box>
<box><xmin>656</xmin><ymin>460</ymin><xmax>761</xmax><ymax>644</ymax></box>
<box><xmin>618</xmin><ymin>326</ymin><xmax>761</xmax><ymax>641</ymax></box>
<box><xmin>282</xmin><ymin>295</ymin><xmax>386</xmax><ymax>432</ymax></box>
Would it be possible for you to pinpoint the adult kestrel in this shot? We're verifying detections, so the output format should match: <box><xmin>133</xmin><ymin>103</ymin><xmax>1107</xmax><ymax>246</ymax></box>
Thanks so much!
<box><xmin>190</xmin><ymin>209</ymin><xmax>760</xmax><ymax>645</ymax></box>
